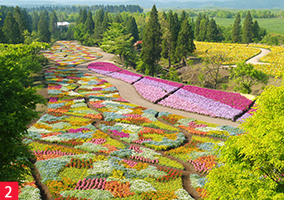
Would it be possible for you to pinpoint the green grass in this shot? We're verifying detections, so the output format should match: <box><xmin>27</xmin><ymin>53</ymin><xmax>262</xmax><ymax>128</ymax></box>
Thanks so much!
<box><xmin>214</xmin><ymin>17</ymin><xmax>284</xmax><ymax>35</ymax></box>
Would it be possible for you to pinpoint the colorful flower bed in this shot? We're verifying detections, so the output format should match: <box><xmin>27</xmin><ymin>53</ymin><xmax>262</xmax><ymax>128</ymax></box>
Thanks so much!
<box><xmin>159</xmin><ymin>112</ymin><xmax>244</xmax><ymax>138</ymax></box>
<box><xmin>159</xmin><ymin>85</ymin><xmax>253</xmax><ymax>121</ymax></box>
<box><xmin>133</xmin><ymin>76</ymin><xmax>183</xmax><ymax>103</ymax></box>
<box><xmin>194</xmin><ymin>41</ymin><xmax>261</xmax><ymax>64</ymax></box>
<box><xmin>29</xmin><ymin>41</ymin><xmax>253</xmax><ymax>199</ymax></box>
<box><xmin>42</xmin><ymin>41</ymin><xmax>102</xmax><ymax>65</ymax></box>
<box><xmin>105</xmin><ymin>70</ymin><xmax>143</xmax><ymax>84</ymax></box>
<box><xmin>88</xmin><ymin>62</ymin><xmax>122</xmax><ymax>74</ymax></box>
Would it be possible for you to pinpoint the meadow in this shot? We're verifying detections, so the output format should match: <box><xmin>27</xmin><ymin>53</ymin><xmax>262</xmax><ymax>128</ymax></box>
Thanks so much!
<box><xmin>214</xmin><ymin>17</ymin><xmax>284</xmax><ymax>35</ymax></box>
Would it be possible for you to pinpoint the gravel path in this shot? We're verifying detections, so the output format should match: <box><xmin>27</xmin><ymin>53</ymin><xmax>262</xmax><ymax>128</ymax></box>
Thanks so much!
<box><xmin>246</xmin><ymin>48</ymin><xmax>270</xmax><ymax>65</ymax></box>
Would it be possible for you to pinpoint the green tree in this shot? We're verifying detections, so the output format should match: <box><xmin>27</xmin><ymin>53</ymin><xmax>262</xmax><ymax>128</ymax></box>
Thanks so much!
<box><xmin>161</xmin><ymin>10</ymin><xmax>175</xmax><ymax>69</ymax></box>
<box><xmin>93</xmin><ymin>8</ymin><xmax>105</xmax><ymax>43</ymax></box>
<box><xmin>242</xmin><ymin>11</ymin><xmax>253</xmax><ymax>44</ymax></box>
<box><xmin>252</xmin><ymin>20</ymin><xmax>260</xmax><ymax>42</ymax></box>
<box><xmin>175</xmin><ymin>18</ymin><xmax>195</xmax><ymax>66</ymax></box>
<box><xmin>201</xmin><ymin>53</ymin><xmax>226</xmax><ymax>89</ymax></box>
<box><xmin>101</xmin><ymin>22</ymin><xmax>133</xmax><ymax>66</ymax></box>
<box><xmin>78</xmin><ymin>8</ymin><xmax>87</xmax><ymax>24</ymax></box>
<box><xmin>74</xmin><ymin>23</ymin><xmax>85</xmax><ymax>44</ymax></box>
<box><xmin>140</xmin><ymin>4</ymin><xmax>162</xmax><ymax>76</ymax></box>
<box><xmin>102</xmin><ymin>11</ymin><xmax>111</xmax><ymax>32</ymax></box>
<box><xmin>0</xmin><ymin>42</ymin><xmax>47</xmax><ymax>183</ymax></box>
<box><xmin>0</xmin><ymin>27</ymin><xmax>7</xmax><ymax>43</ymax></box>
<box><xmin>198</xmin><ymin>17</ymin><xmax>209</xmax><ymax>41</ymax></box>
<box><xmin>31</xmin><ymin>11</ymin><xmax>40</xmax><ymax>32</ymax></box>
<box><xmin>232</xmin><ymin>12</ymin><xmax>241</xmax><ymax>43</ymax></box>
<box><xmin>49</xmin><ymin>10</ymin><xmax>58</xmax><ymax>35</ymax></box>
<box><xmin>194</xmin><ymin>13</ymin><xmax>202</xmax><ymax>40</ymax></box>
<box><xmin>13</xmin><ymin>6</ymin><xmax>28</xmax><ymax>34</ymax></box>
<box><xmin>206</xmin><ymin>18</ymin><xmax>219</xmax><ymax>42</ymax></box>
<box><xmin>38</xmin><ymin>12</ymin><xmax>51</xmax><ymax>42</ymax></box>
<box><xmin>22</xmin><ymin>9</ymin><xmax>32</xmax><ymax>33</ymax></box>
<box><xmin>2</xmin><ymin>11</ymin><xmax>22</xmax><ymax>44</ymax></box>
<box><xmin>113</xmin><ymin>13</ymin><xmax>123</xmax><ymax>23</ymax></box>
<box><xmin>205</xmin><ymin>83</ymin><xmax>284</xmax><ymax>199</ymax></box>
<box><xmin>85</xmin><ymin>10</ymin><xmax>94</xmax><ymax>34</ymax></box>
<box><xmin>126</xmin><ymin>16</ymin><xmax>139</xmax><ymax>43</ymax></box>
<box><xmin>230</xmin><ymin>62</ymin><xmax>268</xmax><ymax>94</ymax></box>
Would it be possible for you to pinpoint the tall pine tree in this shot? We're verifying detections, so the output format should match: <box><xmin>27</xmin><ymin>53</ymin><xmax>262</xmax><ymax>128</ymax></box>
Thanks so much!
<box><xmin>175</xmin><ymin>18</ymin><xmax>195</xmax><ymax>66</ymax></box>
<box><xmin>31</xmin><ymin>11</ymin><xmax>40</xmax><ymax>32</ymax></box>
<box><xmin>78</xmin><ymin>9</ymin><xmax>87</xmax><ymax>24</ymax></box>
<box><xmin>140</xmin><ymin>5</ymin><xmax>162</xmax><ymax>76</ymax></box>
<box><xmin>252</xmin><ymin>20</ymin><xmax>260</xmax><ymax>42</ymax></box>
<box><xmin>232</xmin><ymin>13</ymin><xmax>241</xmax><ymax>43</ymax></box>
<box><xmin>126</xmin><ymin>16</ymin><xmax>139</xmax><ymax>43</ymax></box>
<box><xmin>13</xmin><ymin>6</ymin><xmax>28</xmax><ymax>34</ymax></box>
<box><xmin>49</xmin><ymin>10</ymin><xmax>58</xmax><ymax>35</ymax></box>
<box><xmin>206</xmin><ymin>18</ymin><xmax>218</xmax><ymax>42</ymax></box>
<box><xmin>85</xmin><ymin>10</ymin><xmax>94</xmax><ymax>34</ymax></box>
<box><xmin>194</xmin><ymin>13</ymin><xmax>202</xmax><ymax>40</ymax></box>
<box><xmin>38</xmin><ymin>11</ymin><xmax>51</xmax><ymax>42</ymax></box>
<box><xmin>2</xmin><ymin>11</ymin><xmax>22</xmax><ymax>44</ymax></box>
<box><xmin>242</xmin><ymin>11</ymin><xmax>253</xmax><ymax>44</ymax></box>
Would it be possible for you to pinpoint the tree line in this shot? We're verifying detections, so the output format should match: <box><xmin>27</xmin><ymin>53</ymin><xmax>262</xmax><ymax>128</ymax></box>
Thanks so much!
<box><xmin>25</xmin><ymin>5</ymin><xmax>143</xmax><ymax>14</ymax></box>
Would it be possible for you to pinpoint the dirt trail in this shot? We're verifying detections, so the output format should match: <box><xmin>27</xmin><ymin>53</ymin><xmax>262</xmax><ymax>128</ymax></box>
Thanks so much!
<box><xmin>246</xmin><ymin>48</ymin><xmax>270</xmax><ymax>65</ymax></box>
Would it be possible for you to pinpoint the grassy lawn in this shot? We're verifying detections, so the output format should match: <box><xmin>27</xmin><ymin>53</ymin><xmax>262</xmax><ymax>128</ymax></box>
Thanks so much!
<box><xmin>214</xmin><ymin>17</ymin><xmax>284</xmax><ymax>35</ymax></box>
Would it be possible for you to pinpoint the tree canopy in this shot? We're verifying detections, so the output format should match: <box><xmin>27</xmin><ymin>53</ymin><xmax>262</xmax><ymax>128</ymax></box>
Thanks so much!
<box><xmin>205</xmin><ymin>83</ymin><xmax>284</xmax><ymax>199</ymax></box>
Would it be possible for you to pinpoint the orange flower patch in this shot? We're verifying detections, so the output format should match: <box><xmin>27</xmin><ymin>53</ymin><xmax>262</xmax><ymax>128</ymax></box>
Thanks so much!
<box><xmin>84</xmin><ymin>113</ymin><xmax>102</xmax><ymax>120</ymax></box>
<box><xmin>179</xmin><ymin>125</ymin><xmax>207</xmax><ymax>136</ymax></box>
<box><xmin>99</xmin><ymin>144</ymin><xmax>118</xmax><ymax>154</ymax></box>
<box><xmin>104</xmin><ymin>181</ymin><xmax>135</xmax><ymax>198</ymax></box>
<box><xmin>33</xmin><ymin>123</ymin><xmax>53</xmax><ymax>130</ymax></box>
<box><xmin>36</xmin><ymin>154</ymin><xmax>62</xmax><ymax>161</ymax></box>
<box><xmin>41</xmin><ymin>132</ymin><xmax>62</xmax><ymax>138</ymax></box>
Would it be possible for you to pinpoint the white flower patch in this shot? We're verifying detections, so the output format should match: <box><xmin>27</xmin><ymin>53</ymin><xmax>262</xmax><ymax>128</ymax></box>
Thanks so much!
<box><xmin>68</xmin><ymin>91</ymin><xmax>82</xmax><ymax>96</ymax></box>
<box><xmin>71</xmin><ymin>103</ymin><xmax>87</xmax><ymax>108</ymax></box>
<box><xmin>48</xmin><ymin>122</ymin><xmax>71</xmax><ymax>130</ymax></box>
<box><xmin>130</xmin><ymin>179</ymin><xmax>156</xmax><ymax>194</ymax></box>
<box><xmin>116</xmin><ymin>109</ymin><xmax>132</xmax><ymax>114</ymax></box>
<box><xmin>195</xmin><ymin>126</ymin><xmax>223</xmax><ymax>132</ymax></box>
<box><xmin>28</xmin><ymin>126</ymin><xmax>51</xmax><ymax>134</ymax></box>
<box><xmin>19</xmin><ymin>186</ymin><xmax>41</xmax><ymax>200</ymax></box>
<box><xmin>115</xmin><ymin>123</ymin><xmax>142</xmax><ymax>133</ymax></box>
<box><xmin>174</xmin><ymin>189</ymin><xmax>195</xmax><ymax>200</ymax></box>
<box><xmin>60</xmin><ymin>189</ymin><xmax>113</xmax><ymax>200</ymax></box>
<box><xmin>73</xmin><ymin>99</ymin><xmax>85</xmax><ymax>103</ymax></box>
<box><xmin>87</xmin><ymin>160</ymin><xmax>112</xmax><ymax>175</ymax></box>
<box><xmin>132</xmin><ymin>147</ymin><xmax>161</xmax><ymax>160</ymax></box>
<box><xmin>142</xmin><ymin>113</ymin><xmax>157</xmax><ymax>122</ymax></box>
<box><xmin>42</xmin><ymin>136</ymin><xmax>69</xmax><ymax>142</ymax></box>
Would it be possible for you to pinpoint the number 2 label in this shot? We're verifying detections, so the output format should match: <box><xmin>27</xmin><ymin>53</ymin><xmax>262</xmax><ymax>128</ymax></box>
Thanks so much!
<box><xmin>0</xmin><ymin>182</ymin><xmax>18</xmax><ymax>200</ymax></box>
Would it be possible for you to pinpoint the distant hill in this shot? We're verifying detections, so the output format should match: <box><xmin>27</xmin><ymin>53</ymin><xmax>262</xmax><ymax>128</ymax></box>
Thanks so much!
<box><xmin>1</xmin><ymin>0</ymin><xmax>284</xmax><ymax>9</ymax></box>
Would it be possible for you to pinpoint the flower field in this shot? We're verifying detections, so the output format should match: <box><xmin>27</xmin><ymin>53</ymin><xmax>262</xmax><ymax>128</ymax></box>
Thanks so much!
<box><xmin>105</xmin><ymin>70</ymin><xmax>143</xmax><ymax>84</ymax></box>
<box><xmin>194</xmin><ymin>41</ymin><xmax>261</xmax><ymax>64</ymax></box>
<box><xmin>88</xmin><ymin>62</ymin><xmax>122</xmax><ymax>74</ymax></box>
<box><xmin>42</xmin><ymin>41</ymin><xmax>102</xmax><ymax>65</ymax></box>
<box><xmin>159</xmin><ymin>85</ymin><xmax>253</xmax><ymax>121</ymax></box>
<box><xmin>22</xmin><ymin>42</ymin><xmax>254</xmax><ymax>199</ymax></box>
<box><xmin>133</xmin><ymin>76</ymin><xmax>184</xmax><ymax>103</ymax></box>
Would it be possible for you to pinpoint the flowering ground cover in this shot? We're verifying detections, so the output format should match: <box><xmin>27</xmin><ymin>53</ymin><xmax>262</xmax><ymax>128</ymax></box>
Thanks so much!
<box><xmin>133</xmin><ymin>76</ymin><xmax>183</xmax><ymax>103</ymax></box>
<box><xmin>105</xmin><ymin>70</ymin><xmax>143</xmax><ymax>84</ymax></box>
<box><xmin>194</xmin><ymin>41</ymin><xmax>261</xmax><ymax>64</ymax></box>
<box><xmin>42</xmin><ymin>41</ymin><xmax>102</xmax><ymax>65</ymax></box>
<box><xmin>24</xmin><ymin>42</ymin><xmax>254</xmax><ymax>199</ymax></box>
<box><xmin>159</xmin><ymin>112</ymin><xmax>244</xmax><ymax>139</ymax></box>
<box><xmin>88</xmin><ymin>62</ymin><xmax>122</xmax><ymax>74</ymax></box>
<box><xmin>159</xmin><ymin>85</ymin><xmax>253</xmax><ymax>121</ymax></box>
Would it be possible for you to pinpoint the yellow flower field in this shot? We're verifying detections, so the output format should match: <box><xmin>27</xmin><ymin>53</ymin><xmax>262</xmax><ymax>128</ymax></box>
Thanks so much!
<box><xmin>194</xmin><ymin>41</ymin><xmax>261</xmax><ymax>65</ymax></box>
